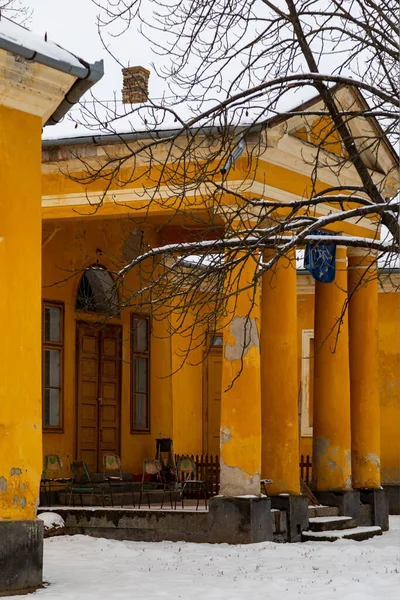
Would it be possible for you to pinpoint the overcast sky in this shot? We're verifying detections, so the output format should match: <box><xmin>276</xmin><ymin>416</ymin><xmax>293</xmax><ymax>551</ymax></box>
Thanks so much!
<box><xmin>28</xmin><ymin>0</ymin><xmax>167</xmax><ymax>138</ymax></box>
<box><xmin>28</xmin><ymin>0</ymin><xmax>319</xmax><ymax>140</ymax></box>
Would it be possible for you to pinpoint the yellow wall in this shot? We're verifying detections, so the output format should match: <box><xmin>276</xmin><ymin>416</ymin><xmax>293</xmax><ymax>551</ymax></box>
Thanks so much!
<box><xmin>42</xmin><ymin>218</ymin><xmax>173</xmax><ymax>475</ymax></box>
<box><xmin>0</xmin><ymin>106</ymin><xmax>42</xmax><ymax>520</ymax></box>
<box><xmin>171</xmin><ymin>310</ymin><xmax>205</xmax><ymax>455</ymax></box>
<box><xmin>378</xmin><ymin>291</ymin><xmax>400</xmax><ymax>485</ymax></box>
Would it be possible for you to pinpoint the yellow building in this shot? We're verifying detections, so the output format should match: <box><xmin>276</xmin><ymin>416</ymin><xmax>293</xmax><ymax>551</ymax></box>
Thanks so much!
<box><xmin>0</xmin><ymin>18</ymin><xmax>103</xmax><ymax>594</ymax></box>
<box><xmin>40</xmin><ymin>84</ymin><xmax>399</xmax><ymax>531</ymax></box>
<box><xmin>1</xmin><ymin>17</ymin><xmax>399</xmax><ymax>581</ymax></box>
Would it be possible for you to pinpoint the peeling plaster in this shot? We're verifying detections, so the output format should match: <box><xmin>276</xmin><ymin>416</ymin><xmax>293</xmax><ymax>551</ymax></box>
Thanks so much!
<box><xmin>12</xmin><ymin>495</ymin><xmax>27</xmax><ymax>509</ymax></box>
<box><xmin>219</xmin><ymin>453</ymin><xmax>261</xmax><ymax>497</ymax></box>
<box><xmin>327</xmin><ymin>458</ymin><xmax>336</xmax><ymax>471</ymax></box>
<box><xmin>10</xmin><ymin>467</ymin><xmax>22</xmax><ymax>476</ymax></box>
<box><xmin>364</xmin><ymin>453</ymin><xmax>381</xmax><ymax>468</ymax></box>
<box><xmin>0</xmin><ymin>476</ymin><xmax>7</xmax><ymax>493</ymax></box>
<box><xmin>221</xmin><ymin>427</ymin><xmax>232</xmax><ymax>444</ymax></box>
<box><xmin>224</xmin><ymin>317</ymin><xmax>259</xmax><ymax>362</ymax></box>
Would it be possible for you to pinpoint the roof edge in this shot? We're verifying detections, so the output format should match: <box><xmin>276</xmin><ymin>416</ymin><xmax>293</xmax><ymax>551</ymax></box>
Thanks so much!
<box><xmin>45</xmin><ymin>59</ymin><xmax>104</xmax><ymax>126</ymax></box>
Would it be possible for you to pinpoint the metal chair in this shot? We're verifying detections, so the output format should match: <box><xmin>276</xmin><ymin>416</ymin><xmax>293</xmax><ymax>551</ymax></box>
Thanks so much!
<box><xmin>67</xmin><ymin>461</ymin><xmax>105</xmax><ymax>507</ymax></box>
<box><xmin>40</xmin><ymin>454</ymin><xmax>71</xmax><ymax>506</ymax></box>
<box><xmin>138</xmin><ymin>458</ymin><xmax>172</xmax><ymax>509</ymax></box>
<box><xmin>176</xmin><ymin>455</ymin><xmax>207</xmax><ymax>510</ymax></box>
<box><xmin>103</xmin><ymin>453</ymin><xmax>135</xmax><ymax>508</ymax></box>
<box><xmin>260</xmin><ymin>478</ymin><xmax>273</xmax><ymax>495</ymax></box>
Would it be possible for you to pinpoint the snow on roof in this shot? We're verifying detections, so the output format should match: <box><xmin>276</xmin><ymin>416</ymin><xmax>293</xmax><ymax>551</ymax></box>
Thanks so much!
<box><xmin>0</xmin><ymin>17</ymin><xmax>104</xmax><ymax>126</ymax></box>
<box><xmin>0</xmin><ymin>17</ymin><xmax>89</xmax><ymax>77</ymax></box>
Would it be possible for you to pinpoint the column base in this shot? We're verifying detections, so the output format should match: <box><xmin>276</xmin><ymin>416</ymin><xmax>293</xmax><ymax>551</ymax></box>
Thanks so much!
<box><xmin>382</xmin><ymin>485</ymin><xmax>400</xmax><ymax>515</ymax></box>
<box><xmin>208</xmin><ymin>496</ymin><xmax>272</xmax><ymax>544</ymax></box>
<box><xmin>359</xmin><ymin>489</ymin><xmax>389</xmax><ymax>531</ymax></box>
<box><xmin>0</xmin><ymin>520</ymin><xmax>43</xmax><ymax>595</ymax></box>
<box><xmin>314</xmin><ymin>490</ymin><xmax>360</xmax><ymax>522</ymax></box>
<box><xmin>270</xmin><ymin>495</ymin><xmax>309</xmax><ymax>542</ymax></box>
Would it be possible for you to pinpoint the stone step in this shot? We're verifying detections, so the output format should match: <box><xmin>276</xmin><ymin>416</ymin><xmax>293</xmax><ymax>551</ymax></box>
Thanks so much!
<box><xmin>308</xmin><ymin>516</ymin><xmax>356</xmax><ymax>532</ymax></box>
<box><xmin>302</xmin><ymin>525</ymin><xmax>382</xmax><ymax>542</ymax></box>
<box><xmin>308</xmin><ymin>505</ymin><xmax>339</xmax><ymax>518</ymax></box>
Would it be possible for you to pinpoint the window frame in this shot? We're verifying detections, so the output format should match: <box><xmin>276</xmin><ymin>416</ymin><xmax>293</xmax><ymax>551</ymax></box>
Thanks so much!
<box><xmin>301</xmin><ymin>329</ymin><xmax>314</xmax><ymax>438</ymax></box>
<box><xmin>130</xmin><ymin>312</ymin><xmax>151</xmax><ymax>434</ymax></box>
<box><xmin>42</xmin><ymin>300</ymin><xmax>64</xmax><ymax>432</ymax></box>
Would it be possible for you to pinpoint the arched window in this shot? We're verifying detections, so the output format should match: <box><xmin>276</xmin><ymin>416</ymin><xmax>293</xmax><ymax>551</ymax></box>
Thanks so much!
<box><xmin>76</xmin><ymin>267</ymin><xmax>118</xmax><ymax>314</ymax></box>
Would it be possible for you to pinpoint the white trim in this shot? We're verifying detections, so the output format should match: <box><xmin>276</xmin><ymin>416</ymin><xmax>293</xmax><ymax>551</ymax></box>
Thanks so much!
<box><xmin>301</xmin><ymin>329</ymin><xmax>314</xmax><ymax>438</ymax></box>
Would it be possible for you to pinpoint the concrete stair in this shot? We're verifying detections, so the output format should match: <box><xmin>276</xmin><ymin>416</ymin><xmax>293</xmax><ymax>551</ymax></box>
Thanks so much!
<box><xmin>303</xmin><ymin>511</ymin><xmax>382</xmax><ymax>542</ymax></box>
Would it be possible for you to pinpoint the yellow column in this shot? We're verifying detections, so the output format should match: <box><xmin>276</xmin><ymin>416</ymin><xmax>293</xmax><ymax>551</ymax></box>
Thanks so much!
<box><xmin>261</xmin><ymin>251</ymin><xmax>300</xmax><ymax>495</ymax></box>
<box><xmin>0</xmin><ymin>106</ymin><xmax>42</xmax><ymax>520</ymax></box>
<box><xmin>312</xmin><ymin>246</ymin><xmax>352</xmax><ymax>491</ymax></box>
<box><xmin>348</xmin><ymin>249</ymin><xmax>380</xmax><ymax>488</ymax></box>
<box><xmin>220</xmin><ymin>255</ymin><xmax>261</xmax><ymax>495</ymax></box>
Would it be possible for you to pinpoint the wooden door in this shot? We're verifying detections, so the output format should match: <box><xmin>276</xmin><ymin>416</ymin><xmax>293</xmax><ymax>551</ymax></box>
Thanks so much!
<box><xmin>98</xmin><ymin>327</ymin><xmax>121</xmax><ymax>463</ymax></box>
<box><xmin>76</xmin><ymin>323</ymin><xmax>121</xmax><ymax>472</ymax></box>
<box><xmin>205</xmin><ymin>350</ymin><xmax>222</xmax><ymax>456</ymax></box>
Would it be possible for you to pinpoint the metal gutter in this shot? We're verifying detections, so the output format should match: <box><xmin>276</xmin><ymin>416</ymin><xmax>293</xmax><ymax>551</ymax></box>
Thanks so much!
<box><xmin>45</xmin><ymin>58</ymin><xmax>104</xmax><ymax>126</ymax></box>
<box><xmin>42</xmin><ymin>124</ymin><xmax>256</xmax><ymax>148</ymax></box>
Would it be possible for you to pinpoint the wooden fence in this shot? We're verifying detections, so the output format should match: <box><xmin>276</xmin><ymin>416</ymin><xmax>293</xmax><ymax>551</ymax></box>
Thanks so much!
<box><xmin>299</xmin><ymin>454</ymin><xmax>312</xmax><ymax>486</ymax></box>
<box><xmin>175</xmin><ymin>453</ymin><xmax>312</xmax><ymax>497</ymax></box>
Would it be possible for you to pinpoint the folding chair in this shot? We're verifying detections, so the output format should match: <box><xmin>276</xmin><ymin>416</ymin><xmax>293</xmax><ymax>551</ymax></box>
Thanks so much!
<box><xmin>138</xmin><ymin>458</ymin><xmax>172</xmax><ymax>509</ymax></box>
<box><xmin>67</xmin><ymin>461</ymin><xmax>105</xmax><ymax>507</ymax></box>
<box><xmin>176</xmin><ymin>456</ymin><xmax>207</xmax><ymax>510</ymax></box>
<box><xmin>40</xmin><ymin>454</ymin><xmax>71</xmax><ymax>506</ymax></box>
<box><xmin>103</xmin><ymin>453</ymin><xmax>135</xmax><ymax>508</ymax></box>
<box><xmin>260</xmin><ymin>478</ymin><xmax>273</xmax><ymax>495</ymax></box>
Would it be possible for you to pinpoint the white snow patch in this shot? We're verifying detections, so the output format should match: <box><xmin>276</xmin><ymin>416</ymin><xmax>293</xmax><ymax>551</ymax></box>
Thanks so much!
<box><xmin>38</xmin><ymin>512</ymin><xmax>65</xmax><ymax>531</ymax></box>
<box><xmin>309</xmin><ymin>516</ymin><xmax>353</xmax><ymax>523</ymax></box>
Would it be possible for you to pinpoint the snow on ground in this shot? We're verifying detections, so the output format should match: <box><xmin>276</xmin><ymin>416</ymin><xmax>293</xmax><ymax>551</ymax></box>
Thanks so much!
<box><xmin>9</xmin><ymin>517</ymin><xmax>400</xmax><ymax>600</ymax></box>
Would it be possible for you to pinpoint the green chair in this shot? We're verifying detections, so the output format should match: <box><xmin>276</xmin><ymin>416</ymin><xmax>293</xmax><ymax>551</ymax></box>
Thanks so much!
<box><xmin>67</xmin><ymin>461</ymin><xmax>105</xmax><ymax>507</ymax></box>
<box><xmin>176</xmin><ymin>456</ymin><xmax>207</xmax><ymax>511</ymax></box>
<box><xmin>103</xmin><ymin>453</ymin><xmax>135</xmax><ymax>508</ymax></box>
<box><xmin>40</xmin><ymin>454</ymin><xmax>71</xmax><ymax>506</ymax></box>
<box><xmin>139</xmin><ymin>458</ymin><xmax>172</xmax><ymax>509</ymax></box>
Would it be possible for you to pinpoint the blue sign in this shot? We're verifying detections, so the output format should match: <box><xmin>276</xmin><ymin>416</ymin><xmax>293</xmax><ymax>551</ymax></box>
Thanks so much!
<box><xmin>304</xmin><ymin>232</ymin><xmax>337</xmax><ymax>283</ymax></box>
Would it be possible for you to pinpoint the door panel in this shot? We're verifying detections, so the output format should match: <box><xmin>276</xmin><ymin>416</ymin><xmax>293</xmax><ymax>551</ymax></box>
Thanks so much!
<box><xmin>99</xmin><ymin>326</ymin><xmax>121</xmax><ymax>463</ymax></box>
<box><xmin>76</xmin><ymin>323</ymin><xmax>121</xmax><ymax>472</ymax></box>
<box><xmin>206</xmin><ymin>351</ymin><xmax>222</xmax><ymax>456</ymax></box>
<box><xmin>77</xmin><ymin>326</ymin><xmax>99</xmax><ymax>473</ymax></box>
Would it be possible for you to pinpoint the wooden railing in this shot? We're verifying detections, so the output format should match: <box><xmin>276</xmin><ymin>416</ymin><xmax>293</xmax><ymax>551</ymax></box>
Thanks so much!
<box><xmin>175</xmin><ymin>454</ymin><xmax>220</xmax><ymax>498</ymax></box>
<box><xmin>299</xmin><ymin>454</ymin><xmax>312</xmax><ymax>486</ymax></box>
<box><xmin>175</xmin><ymin>453</ymin><xmax>313</xmax><ymax>497</ymax></box>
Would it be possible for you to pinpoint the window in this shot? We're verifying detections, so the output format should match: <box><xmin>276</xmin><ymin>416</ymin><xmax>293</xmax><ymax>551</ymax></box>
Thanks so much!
<box><xmin>210</xmin><ymin>334</ymin><xmax>223</xmax><ymax>347</ymax></box>
<box><xmin>43</xmin><ymin>302</ymin><xmax>64</xmax><ymax>430</ymax></box>
<box><xmin>131</xmin><ymin>314</ymin><xmax>150</xmax><ymax>433</ymax></box>
<box><xmin>76</xmin><ymin>267</ymin><xmax>118</xmax><ymax>314</ymax></box>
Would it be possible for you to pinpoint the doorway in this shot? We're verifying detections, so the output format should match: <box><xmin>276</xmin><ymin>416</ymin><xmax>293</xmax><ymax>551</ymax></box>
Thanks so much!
<box><xmin>76</xmin><ymin>323</ymin><xmax>122</xmax><ymax>472</ymax></box>
<box><xmin>204</xmin><ymin>340</ymin><xmax>223</xmax><ymax>456</ymax></box>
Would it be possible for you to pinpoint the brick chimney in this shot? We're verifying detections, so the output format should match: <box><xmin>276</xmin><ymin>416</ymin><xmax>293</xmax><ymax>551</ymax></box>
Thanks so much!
<box><xmin>122</xmin><ymin>66</ymin><xmax>150</xmax><ymax>104</ymax></box>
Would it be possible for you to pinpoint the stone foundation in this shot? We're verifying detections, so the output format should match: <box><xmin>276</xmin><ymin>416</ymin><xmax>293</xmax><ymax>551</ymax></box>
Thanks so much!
<box><xmin>314</xmin><ymin>490</ymin><xmax>360</xmax><ymax>522</ymax></box>
<box><xmin>0</xmin><ymin>519</ymin><xmax>43</xmax><ymax>596</ymax></box>
<box><xmin>382</xmin><ymin>485</ymin><xmax>400</xmax><ymax>515</ymax></box>
<box><xmin>38</xmin><ymin>497</ymin><xmax>273</xmax><ymax>545</ymax></box>
<box><xmin>270</xmin><ymin>495</ymin><xmax>309</xmax><ymax>542</ymax></box>
<box><xmin>360</xmin><ymin>489</ymin><xmax>389</xmax><ymax>531</ymax></box>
